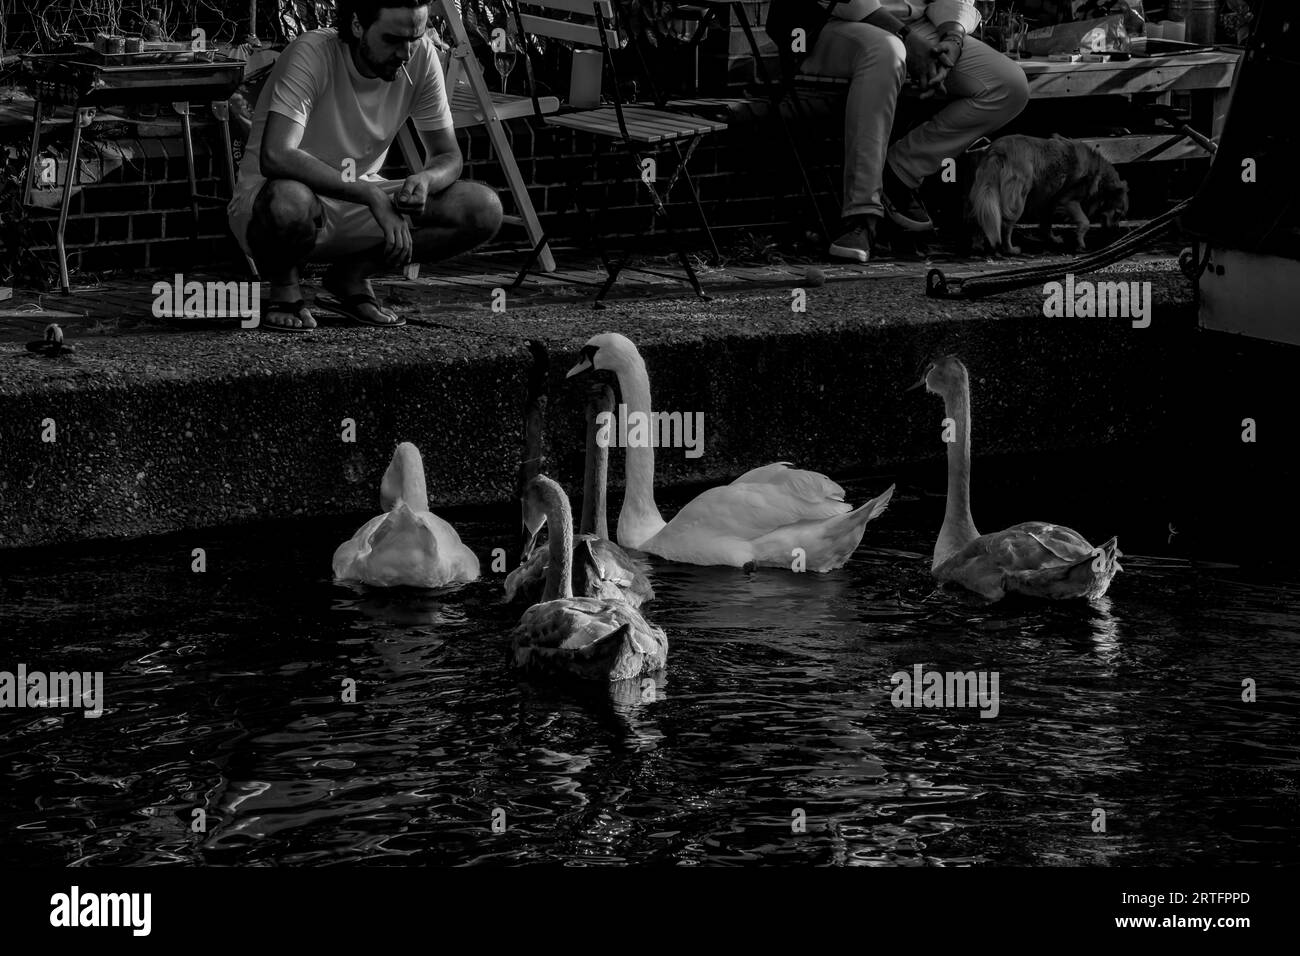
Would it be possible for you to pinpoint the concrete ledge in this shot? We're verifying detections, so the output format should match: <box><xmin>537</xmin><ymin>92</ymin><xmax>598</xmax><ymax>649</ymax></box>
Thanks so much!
<box><xmin>0</xmin><ymin>330</ymin><xmax>533</xmax><ymax>547</ymax></box>
<box><xmin>0</xmin><ymin>268</ymin><xmax>1193</xmax><ymax>550</ymax></box>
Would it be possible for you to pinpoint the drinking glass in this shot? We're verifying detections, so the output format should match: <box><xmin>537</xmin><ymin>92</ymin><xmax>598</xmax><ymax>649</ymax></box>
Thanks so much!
<box><xmin>494</xmin><ymin>35</ymin><xmax>518</xmax><ymax>94</ymax></box>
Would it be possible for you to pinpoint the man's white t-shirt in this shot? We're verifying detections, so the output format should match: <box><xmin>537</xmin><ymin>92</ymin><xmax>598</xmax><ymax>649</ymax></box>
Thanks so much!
<box><xmin>236</xmin><ymin>28</ymin><xmax>454</xmax><ymax>194</ymax></box>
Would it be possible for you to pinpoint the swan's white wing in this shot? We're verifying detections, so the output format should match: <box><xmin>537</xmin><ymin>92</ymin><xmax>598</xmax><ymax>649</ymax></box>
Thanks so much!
<box><xmin>332</xmin><ymin>507</ymin><xmax>439</xmax><ymax>586</ymax></box>
<box><xmin>666</xmin><ymin>466</ymin><xmax>852</xmax><ymax>542</ymax></box>
<box><xmin>731</xmin><ymin>462</ymin><xmax>848</xmax><ymax>504</ymax></box>
<box><xmin>749</xmin><ymin>484</ymin><xmax>893</xmax><ymax>571</ymax></box>
<box><xmin>332</xmin><ymin>513</ymin><xmax>388</xmax><ymax>580</ymax></box>
<box><xmin>333</xmin><ymin>506</ymin><xmax>478</xmax><ymax>587</ymax></box>
<box><xmin>418</xmin><ymin>508</ymin><xmax>480</xmax><ymax>582</ymax></box>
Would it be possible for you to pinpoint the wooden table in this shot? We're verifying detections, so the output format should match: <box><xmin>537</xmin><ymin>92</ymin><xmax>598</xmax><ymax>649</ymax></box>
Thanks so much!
<box><xmin>1020</xmin><ymin>51</ymin><xmax>1240</xmax><ymax>163</ymax></box>
<box><xmin>20</xmin><ymin>48</ymin><xmax>246</xmax><ymax>292</ymax></box>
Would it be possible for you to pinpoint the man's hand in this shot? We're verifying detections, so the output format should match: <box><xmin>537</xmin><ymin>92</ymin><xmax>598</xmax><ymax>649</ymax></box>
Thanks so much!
<box><xmin>919</xmin><ymin>61</ymin><xmax>950</xmax><ymax>97</ymax></box>
<box><xmin>368</xmin><ymin>188</ymin><xmax>414</xmax><ymax>266</ymax></box>
<box><xmin>935</xmin><ymin>35</ymin><xmax>963</xmax><ymax>69</ymax></box>
<box><xmin>903</xmin><ymin>31</ymin><xmax>947</xmax><ymax>98</ymax></box>
<box><xmin>902</xmin><ymin>29</ymin><xmax>936</xmax><ymax>78</ymax></box>
<box><xmin>393</xmin><ymin>171</ymin><xmax>431</xmax><ymax>215</ymax></box>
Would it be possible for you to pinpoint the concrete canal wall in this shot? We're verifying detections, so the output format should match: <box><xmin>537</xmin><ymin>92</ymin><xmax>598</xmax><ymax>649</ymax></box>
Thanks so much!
<box><xmin>0</xmin><ymin>269</ymin><xmax>1195</xmax><ymax>550</ymax></box>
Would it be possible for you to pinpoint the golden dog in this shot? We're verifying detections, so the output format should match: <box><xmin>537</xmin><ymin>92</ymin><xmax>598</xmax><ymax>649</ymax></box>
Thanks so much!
<box><xmin>969</xmin><ymin>133</ymin><xmax>1129</xmax><ymax>255</ymax></box>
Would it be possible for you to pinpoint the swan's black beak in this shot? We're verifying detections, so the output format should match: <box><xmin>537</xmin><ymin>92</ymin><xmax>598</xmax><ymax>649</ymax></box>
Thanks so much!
<box><xmin>519</xmin><ymin>524</ymin><xmax>540</xmax><ymax>563</ymax></box>
<box><xmin>566</xmin><ymin>344</ymin><xmax>598</xmax><ymax>379</ymax></box>
<box><xmin>905</xmin><ymin>359</ymin><xmax>933</xmax><ymax>394</ymax></box>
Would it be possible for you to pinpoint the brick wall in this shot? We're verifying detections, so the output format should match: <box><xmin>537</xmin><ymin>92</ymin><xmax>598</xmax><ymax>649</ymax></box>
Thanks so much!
<box><xmin>11</xmin><ymin>99</ymin><xmax>842</xmax><ymax>282</ymax></box>
<box><xmin>12</xmin><ymin>84</ymin><xmax>1198</xmax><ymax>283</ymax></box>
<box><xmin>427</xmin><ymin>105</ymin><xmax>836</xmax><ymax>247</ymax></box>
<box><xmin>5</xmin><ymin>5</ymin><xmax>848</xmax><ymax>282</ymax></box>
<box><xmin>21</xmin><ymin>131</ymin><xmax>234</xmax><ymax>275</ymax></box>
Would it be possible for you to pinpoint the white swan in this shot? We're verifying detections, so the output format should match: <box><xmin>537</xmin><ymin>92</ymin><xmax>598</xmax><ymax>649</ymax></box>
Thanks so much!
<box><xmin>332</xmin><ymin>442</ymin><xmax>480</xmax><ymax>588</ymax></box>
<box><xmin>918</xmin><ymin>355</ymin><xmax>1121</xmax><ymax>601</ymax></box>
<box><xmin>511</xmin><ymin>476</ymin><xmax>668</xmax><ymax>681</ymax></box>
<box><xmin>504</xmin><ymin>383</ymin><xmax>653</xmax><ymax>606</ymax></box>
<box><xmin>566</xmin><ymin>332</ymin><xmax>894</xmax><ymax>570</ymax></box>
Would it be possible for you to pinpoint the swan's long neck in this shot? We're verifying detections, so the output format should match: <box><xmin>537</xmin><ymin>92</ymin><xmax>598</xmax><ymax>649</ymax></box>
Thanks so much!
<box><xmin>382</xmin><ymin>443</ymin><xmax>429</xmax><ymax>512</ymax></box>
<box><xmin>937</xmin><ymin>379</ymin><xmax>979</xmax><ymax>565</ymax></box>
<box><xmin>580</xmin><ymin>386</ymin><xmax>613</xmax><ymax>540</ymax></box>
<box><xmin>615</xmin><ymin>353</ymin><xmax>666</xmax><ymax>547</ymax></box>
<box><xmin>540</xmin><ymin>483</ymin><xmax>574</xmax><ymax>601</ymax></box>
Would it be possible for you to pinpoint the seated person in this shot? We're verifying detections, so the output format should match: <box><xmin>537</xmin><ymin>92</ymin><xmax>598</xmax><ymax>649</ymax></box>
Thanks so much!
<box><xmin>228</xmin><ymin>0</ymin><xmax>503</xmax><ymax>330</ymax></box>
<box><xmin>767</xmin><ymin>0</ymin><xmax>1030</xmax><ymax>262</ymax></box>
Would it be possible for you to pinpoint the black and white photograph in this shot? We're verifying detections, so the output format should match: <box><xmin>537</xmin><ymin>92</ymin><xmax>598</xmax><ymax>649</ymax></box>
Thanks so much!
<box><xmin>0</xmin><ymin>0</ymin><xmax>1292</xmax><ymax>937</ymax></box>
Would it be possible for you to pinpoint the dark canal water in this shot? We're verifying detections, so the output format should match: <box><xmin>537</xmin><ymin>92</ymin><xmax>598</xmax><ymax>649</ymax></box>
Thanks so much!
<box><xmin>2</xmin><ymin>473</ymin><xmax>1297</xmax><ymax>866</ymax></box>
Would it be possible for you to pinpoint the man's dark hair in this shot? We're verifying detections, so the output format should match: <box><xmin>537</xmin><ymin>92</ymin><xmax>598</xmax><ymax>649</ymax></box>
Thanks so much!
<box><xmin>334</xmin><ymin>0</ymin><xmax>431</xmax><ymax>47</ymax></box>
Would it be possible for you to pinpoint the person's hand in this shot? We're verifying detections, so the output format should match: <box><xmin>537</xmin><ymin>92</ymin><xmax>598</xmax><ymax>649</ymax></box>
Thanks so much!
<box><xmin>920</xmin><ymin>62</ymin><xmax>950</xmax><ymax>97</ymax></box>
<box><xmin>368</xmin><ymin>190</ymin><xmax>414</xmax><ymax>266</ymax></box>
<box><xmin>902</xmin><ymin>31</ymin><xmax>946</xmax><ymax>97</ymax></box>
<box><xmin>393</xmin><ymin>171</ymin><xmax>430</xmax><ymax>215</ymax></box>
<box><xmin>935</xmin><ymin>35</ymin><xmax>963</xmax><ymax>69</ymax></box>
<box><xmin>903</xmin><ymin>29</ymin><xmax>937</xmax><ymax>78</ymax></box>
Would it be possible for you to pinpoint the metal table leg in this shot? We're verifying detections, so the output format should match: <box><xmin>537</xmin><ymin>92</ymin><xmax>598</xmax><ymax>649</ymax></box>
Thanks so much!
<box><xmin>55</xmin><ymin>106</ymin><xmax>94</xmax><ymax>294</ymax></box>
<box><xmin>211</xmin><ymin>99</ymin><xmax>238</xmax><ymax>194</ymax></box>
<box><xmin>174</xmin><ymin>100</ymin><xmax>201</xmax><ymax>238</ymax></box>
<box><xmin>24</xmin><ymin>97</ymin><xmax>44</xmax><ymax>207</ymax></box>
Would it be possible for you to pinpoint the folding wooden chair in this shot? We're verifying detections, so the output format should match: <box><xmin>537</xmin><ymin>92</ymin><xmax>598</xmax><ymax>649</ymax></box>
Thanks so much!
<box><xmin>685</xmin><ymin>0</ymin><xmax>833</xmax><ymax>241</ymax></box>
<box><xmin>395</xmin><ymin>0</ymin><xmax>560</xmax><ymax>280</ymax></box>
<box><xmin>764</xmin><ymin>1</ymin><xmax>855</xmax><ymax>240</ymax></box>
<box><xmin>508</xmin><ymin>0</ymin><xmax>728</xmax><ymax>305</ymax></box>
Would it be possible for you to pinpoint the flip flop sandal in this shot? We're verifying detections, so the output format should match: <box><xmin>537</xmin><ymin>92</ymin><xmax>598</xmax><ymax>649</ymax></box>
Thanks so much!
<box><xmin>316</xmin><ymin>291</ymin><xmax>405</xmax><ymax>328</ymax></box>
<box><xmin>260</xmin><ymin>299</ymin><xmax>314</xmax><ymax>333</ymax></box>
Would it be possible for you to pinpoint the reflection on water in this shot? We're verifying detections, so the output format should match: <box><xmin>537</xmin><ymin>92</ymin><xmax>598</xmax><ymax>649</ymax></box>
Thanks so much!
<box><xmin>1</xmin><ymin>480</ymin><xmax>1298</xmax><ymax>866</ymax></box>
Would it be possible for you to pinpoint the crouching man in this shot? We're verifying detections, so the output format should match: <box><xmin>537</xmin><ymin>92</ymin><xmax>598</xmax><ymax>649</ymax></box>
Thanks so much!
<box><xmin>228</xmin><ymin>0</ymin><xmax>503</xmax><ymax>330</ymax></box>
<box><xmin>768</xmin><ymin>0</ymin><xmax>1029</xmax><ymax>263</ymax></box>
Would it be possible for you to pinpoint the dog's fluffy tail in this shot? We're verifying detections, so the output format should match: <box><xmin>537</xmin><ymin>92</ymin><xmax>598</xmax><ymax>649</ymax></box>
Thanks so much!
<box><xmin>970</xmin><ymin>153</ymin><xmax>1004</xmax><ymax>250</ymax></box>
<box><xmin>970</xmin><ymin>146</ymin><xmax>1033</xmax><ymax>251</ymax></box>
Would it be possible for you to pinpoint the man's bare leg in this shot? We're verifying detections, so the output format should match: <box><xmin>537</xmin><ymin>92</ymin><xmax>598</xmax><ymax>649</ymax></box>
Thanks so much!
<box><xmin>319</xmin><ymin>181</ymin><xmax>503</xmax><ymax>324</ymax></box>
<box><xmin>246</xmin><ymin>179</ymin><xmax>322</xmax><ymax>330</ymax></box>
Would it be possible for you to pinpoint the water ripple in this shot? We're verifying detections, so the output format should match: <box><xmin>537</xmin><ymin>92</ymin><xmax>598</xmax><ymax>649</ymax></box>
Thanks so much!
<box><xmin>1</xmin><ymin>493</ymin><xmax>1298</xmax><ymax>866</ymax></box>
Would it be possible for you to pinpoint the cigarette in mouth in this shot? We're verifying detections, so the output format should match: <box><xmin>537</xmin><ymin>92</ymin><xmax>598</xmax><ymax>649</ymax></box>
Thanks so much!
<box><xmin>401</xmin><ymin>64</ymin><xmax>412</xmax><ymax>83</ymax></box>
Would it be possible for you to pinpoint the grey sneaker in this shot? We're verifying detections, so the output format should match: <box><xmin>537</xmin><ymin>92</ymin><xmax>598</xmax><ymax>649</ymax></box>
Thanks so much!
<box><xmin>829</xmin><ymin>225</ymin><xmax>873</xmax><ymax>263</ymax></box>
